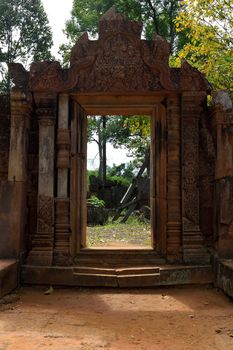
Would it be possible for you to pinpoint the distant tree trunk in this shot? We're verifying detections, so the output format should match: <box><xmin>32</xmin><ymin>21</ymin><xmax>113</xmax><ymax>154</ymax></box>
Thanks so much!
<box><xmin>102</xmin><ymin>116</ymin><xmax>107</xmax><ymax>187</ymax></box>
<box><xmin>98</xmin><ymin>115</ymin><xmax>107</xmax><ymax>188</ymax></box>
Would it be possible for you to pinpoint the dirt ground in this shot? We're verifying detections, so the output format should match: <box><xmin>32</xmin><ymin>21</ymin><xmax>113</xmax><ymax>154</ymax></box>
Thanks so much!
<box><xmin>0</xmin><ymin>285</ymin><xmax>233</xmax><ymax>350</ymax></box>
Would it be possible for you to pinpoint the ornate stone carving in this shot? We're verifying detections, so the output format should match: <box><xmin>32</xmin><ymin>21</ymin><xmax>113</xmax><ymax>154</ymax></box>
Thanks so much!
<box><xmin>182</xmin><ymin>93</ymin><xmax>210</xmax><ymax>263</ymax></box>
<box><xmin>183</xmin><ymin>121</ymin><xmax>199</xmax><ymax>225</ymax></box>
<box><xmin>76</xmin><ymin>33</ymin><xmax>162</xmax><ymax>92</ymax></box>
<box><xmin>166</xmin><ymin>95</ymin><xmax>182</xmax><ymax>262</ymax></box>
<box><xmin>29</xmin><ymin>7</ymin><xmax>177</xmax><ymax>93</ymax></box>
<box><xmin>54</xmin><ymin>198</ymin><xmax>71</xmax><ymax>265</ymax></box>
<box><xmin>37</xmin><ymin>195</ymin><xmax>54</xmax><ymax>234</ymax></box>
<box><xmin>28</xmin><ymin>9</ymin><xmax>214</xmax><ymax>94</ymax></box>
<box><xmin>30</xmin><ymin>61</ymin><xmax>65</xmax><ymax>91</ymax></box>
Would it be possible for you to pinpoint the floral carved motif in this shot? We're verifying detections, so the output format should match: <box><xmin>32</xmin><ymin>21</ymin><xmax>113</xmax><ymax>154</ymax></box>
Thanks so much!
<box><xmin>182</xmin><ymin>119</ymin><xmax>200</xmax><ymax>226</ymax></box>
<box><xmin>37</xmin><ymin>195</ymin><xmax>54</xmax><ymax>234</ymax></box>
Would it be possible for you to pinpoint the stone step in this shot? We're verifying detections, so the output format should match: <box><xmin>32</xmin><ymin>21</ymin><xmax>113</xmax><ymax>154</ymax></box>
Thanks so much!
<box><xmin>0</xmin><ymin>259</ymin><xmax>18</xmax><ymax>298</ymax></box>
<box><xmin>73</xmin><ymin>266</ymin><xmax>160</xmax><ymax>276</ymax></box>
<box><xmin>72</xmin><ymin>267</ymin><xmax>161</xmax><ymax>287</ymax></box>
<box><xmin>74</xmin><ymin>249</ymin><xmax>165</xmax><ymax>267</ymax></box>
<box><xmin>22</xmin><ymin>264</ymin><xmax>214</xmax><ymax>287</ymax></box>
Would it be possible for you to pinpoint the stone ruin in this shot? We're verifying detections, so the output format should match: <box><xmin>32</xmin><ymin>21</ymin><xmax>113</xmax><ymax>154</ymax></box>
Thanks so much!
<box><xmin>0</xmin><ymin>7</ymin><xmax>232</xmax><ymax>296</ymax></box>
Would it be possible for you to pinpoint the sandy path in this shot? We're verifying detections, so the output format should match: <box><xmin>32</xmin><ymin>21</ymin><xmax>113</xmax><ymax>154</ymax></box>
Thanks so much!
<box><xmin>0</xmin><ymin>285</ymin><xmax>233</xmax><ymax>350</ymax></box>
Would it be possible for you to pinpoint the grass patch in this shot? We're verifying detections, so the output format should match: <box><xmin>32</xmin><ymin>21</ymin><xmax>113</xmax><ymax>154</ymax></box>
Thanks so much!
<box><xmin>86</xmin><ymin>215</ymin><xmax>151</xmax><ymax>247</ymax></box>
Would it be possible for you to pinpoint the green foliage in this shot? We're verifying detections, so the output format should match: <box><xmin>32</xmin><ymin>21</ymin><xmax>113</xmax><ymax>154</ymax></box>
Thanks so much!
<box><xmin>0</xmin><ymin>0</ymin><xmax>53</xmax><ymax>92</ymax></box>
<box><xmin>87</xmin><ymin>195</ymin><xmax>105</xmax><ymax>208</ymax></box>
<box><xmin>107</xmin><ymin>162</ymin><xmax>135</xmax><ymax>181</ymax></box>
<box><xmin>60</xmin><ymin>0</ymin><xmax>185</xmax><ymax>64</ymax></box>
<box><xmin>88</xmin><ymin>168</ymin><xmax>131</xmax><ymax>187</ymax></box>
<box><xmin>106</xmin><ymin>174</ymin><xmax>130</xmax><ymax>187</ymax></box>
<box><xmin>175</xmin><ymin>0</ymin><xmax>233</xmax><ymax>91</ymax></box>
<box><xmin>88</xmin><ymin>170</ymin><xmax>99</xmax><ymax>178</ymax></box>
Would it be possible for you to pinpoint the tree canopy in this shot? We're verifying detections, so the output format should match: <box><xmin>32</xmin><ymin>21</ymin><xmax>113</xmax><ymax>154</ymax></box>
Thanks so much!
<box><xmin>175</xmin><ymin>0</ymin><xmax>233</xmax><ymax>91</ymax></box>
<box><xmin>0</xmin><ymin>0</ymin><xmax>53</xmax><ymax>92</ymax></box>
<box><xmin>60</xmin><ymin>0</ymin><xmax>185</xmax><ymax>63</ymax></box>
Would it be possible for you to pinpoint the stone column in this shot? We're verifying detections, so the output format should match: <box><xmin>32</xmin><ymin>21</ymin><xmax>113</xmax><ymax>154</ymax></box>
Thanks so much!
<box><xmin>166</xmin><ymin>95</ymin><xmax>182</xmax><ymax>262</ymax></box>
<box><xmin>0</xmin><ymin>90</ymin><xmax>32</xmax><ymax>258</ymax></box>
<box><xmin>182</xmin><ymin>92</ymin><xmax>210</xmax><ymax>263</ymax></box>
<box><xmin>8</xmin><ymin>91</ymin><xmax>31</xmax><ymax>182</ymax></box>
<box><xmin>54</xmin><ymin>94</ymin><xmax>71</xmax><ymax>265</ymax></box>
<box><xmin>212</xmin><ymin>98</ymin><xmax>233</xmax><ymax>258</ymax></box>
<box><xmin>27</xmin><ymin>94</ymin><xmax>57</xmax><ymax>266</ymax></box>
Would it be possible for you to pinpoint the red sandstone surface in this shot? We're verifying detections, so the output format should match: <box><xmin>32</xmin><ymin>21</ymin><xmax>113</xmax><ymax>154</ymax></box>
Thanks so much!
<box><xmin>0</xmin><ymin>285</ymin><xmax>233</xmax><ymax>349</ymax></box>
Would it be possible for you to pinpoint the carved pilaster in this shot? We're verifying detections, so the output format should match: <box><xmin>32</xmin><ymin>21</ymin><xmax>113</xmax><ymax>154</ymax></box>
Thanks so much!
<box><xmin>213</xmin><ymin>105</ymin><xmax>233</xmax><ymax>180</ymax></box>
<box><xmin>27</xmin><ymin>94</ymin><xmax>57</xmax><ymax>266</ymax></box>
<box><xmin>7</xmin><ymin>89</ymin><xmax>32</xmax><ymax>257</ymax></box>
<box><xmin>54</xmin><ymin>198</ymin><xmax>71</xmax><ymax>265</ymax></box>
<box><xmin>212</xmin><ymin>94</ymin><xmax>233</xmax><ymax>257</ymax></box>
<box><xmin>182</xmin><ymin>92</ymin><xmax>210</xmax><ymax>263</ymax></box>
<box><xmin>54</xmin><ymin>94</ymin><xmax>71</xmax><ymax>265</ymax></box>
<box><xmin>57</xmin><ymin>128</ymin><xmax>70</xmax><ymax>169</ymax></box>
<box><xmin>166</xmin><ymin>95</ymin><xmax>182</xmax><ymax>262</ymax></box>
<box><xmin>8</xmin><ymin>90</ymin><xmax>32</xmax><ymax>181</ymax></box>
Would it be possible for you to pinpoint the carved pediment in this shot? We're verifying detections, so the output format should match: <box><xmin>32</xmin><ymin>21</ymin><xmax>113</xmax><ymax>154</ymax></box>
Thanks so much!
<box><xmin>70</xmin><ymin>33</ymin><xmax>173</xmax><ymax>92</ymax></box>
<box><xmin>28</xmin><ymin>7</ymin><xmax>211</xmax><ymax>94</ymax></box>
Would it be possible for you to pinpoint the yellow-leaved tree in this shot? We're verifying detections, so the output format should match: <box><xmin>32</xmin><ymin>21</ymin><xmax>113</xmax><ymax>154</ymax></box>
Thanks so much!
<box><xmin>175</xmin><ymin>0</ymin><xmax>233</xmax><ymax>91</ymax></box>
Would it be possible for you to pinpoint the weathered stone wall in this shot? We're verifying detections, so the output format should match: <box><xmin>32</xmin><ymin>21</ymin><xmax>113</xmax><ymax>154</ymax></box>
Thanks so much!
<box><xmin>0</xmin><ymin>95</ymin><xmax>10</xmax><ymax>181</ymax></box>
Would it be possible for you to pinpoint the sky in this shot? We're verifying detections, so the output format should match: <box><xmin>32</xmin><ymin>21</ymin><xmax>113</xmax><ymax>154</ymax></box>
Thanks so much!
<box><xmin>41</xmin><ymin>0</ymin><xmax>132</xmax><ymax>169</ymax></box>
<box><xmin>41</xmin><ymin>0</ymin><xmax>73</xmax><ymax>58</ymax></box>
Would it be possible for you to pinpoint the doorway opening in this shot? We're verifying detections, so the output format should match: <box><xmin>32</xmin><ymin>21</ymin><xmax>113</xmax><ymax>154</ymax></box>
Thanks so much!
<box><xmin>86</xmin><ymin>114</ymin><xmax>152</xmax><ymax>249</ymax></box>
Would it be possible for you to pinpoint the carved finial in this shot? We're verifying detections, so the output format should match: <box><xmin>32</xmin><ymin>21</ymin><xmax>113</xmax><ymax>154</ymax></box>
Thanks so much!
<box><xmin>8</xmin><ymin>62</ymin><xmax>29</xmax><ymax>90</ymax></box>
<box><xmin>180</xmin><ymin>59</ymin><xmax>211</xmax><ymax>92</ymax></box>
<box><xmin>100</xmin><ymin>6</ymin><xmax>125</xmax><ymax>21</ymax></box>
<box><xmin>99</xmin><ymin>6</ymin><xmax>142</xmax><ymax>38</ymax></box>
<box><xmin>152</xmin><ymin>34</ymin><xmax>171</xmax><ymax>62</ymax></box>
<box><xmin>77</xmin><ymin>32</ymin><xmax>89</xmax><ymax>44</ymax></box>
<box><xmin>213</xmin><ymin>90</ymin><xmax>232</xmax><ymax>111</ymax></box>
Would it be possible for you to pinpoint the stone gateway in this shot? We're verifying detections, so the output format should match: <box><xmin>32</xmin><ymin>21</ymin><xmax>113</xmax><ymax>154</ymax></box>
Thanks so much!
<box><xmin>0</xmin><ymin>8</ymin><xmax>232</xmax><ymax>296</ymax></box>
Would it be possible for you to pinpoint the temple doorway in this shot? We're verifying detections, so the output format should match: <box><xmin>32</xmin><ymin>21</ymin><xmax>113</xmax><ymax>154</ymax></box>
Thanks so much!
<box><xmin>70</xmin><ymin>94</ymin><xmax>167</xmax><ymax>257</ymax></box>
<box><xmin>86</xmin><ymin>114</ymin><xmax>152</xmax><ymax>249</ymax></box>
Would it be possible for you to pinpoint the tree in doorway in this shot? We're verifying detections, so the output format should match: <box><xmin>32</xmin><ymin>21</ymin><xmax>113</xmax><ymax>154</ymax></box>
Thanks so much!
<box><xmin>87</xmin><ymin>115</ymin><xmax>151</xmax><ymax>187</ymax></box>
